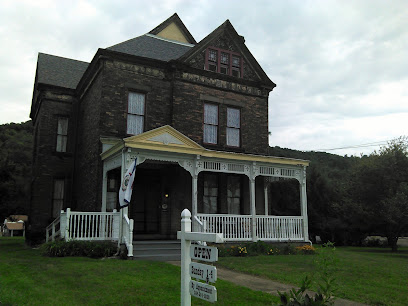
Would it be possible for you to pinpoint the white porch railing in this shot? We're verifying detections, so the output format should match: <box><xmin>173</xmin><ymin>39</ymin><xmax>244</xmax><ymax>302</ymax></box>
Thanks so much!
<box><xmin>45</xmin><ymin>209</ymin><xmax>135</xmax><ymax>257</ymax></box>
<box><xmin>256</xmin><ymin>216</ymin><xmax>304</xmax><ymax>241</ymax></box>
<box><xmin>196</xmin><ymin>214</ymin><xmax>304</xmax><ymax>242</ymax></box>
<box><xmin>45</xmin><ymin>209</ymin><xmax>120</xmax><ymax>242</ymax></box>
<box><xmin>67</xmin><ymin>210</ymin><xmax>120</xmax><ymax>241</ymax></box>
<box><xmin>46</xmin><ymin>215</ymin><xmax>61</xmax><ymax>242</ymax></box>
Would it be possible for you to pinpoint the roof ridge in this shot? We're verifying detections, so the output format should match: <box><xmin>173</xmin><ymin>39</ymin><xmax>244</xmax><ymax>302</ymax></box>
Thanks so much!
<box><xmin>38</xmin><ymin>52</ymin><xmax>89</xmax><ymax>64</ymax></box>
<box><xmin>145</xmin><ymin>34</ymin><xmax>194</xmax><ymax>47</ymax></box>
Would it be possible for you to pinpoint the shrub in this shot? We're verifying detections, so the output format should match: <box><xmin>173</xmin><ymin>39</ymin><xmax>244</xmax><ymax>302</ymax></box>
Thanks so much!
<box><xmin>246</xmin><ymin>240</ymin><xmax>269</xmax><ymax>255</ymax></box>
<box><xmin>295</xmin><ymin>244</ymin><xmax>316</xmax><ymax>255</ymax></box>
<box><xmin>41</xmin><ymin>240</ymin><xmax>117</xmax><ymax>258</ymax></box>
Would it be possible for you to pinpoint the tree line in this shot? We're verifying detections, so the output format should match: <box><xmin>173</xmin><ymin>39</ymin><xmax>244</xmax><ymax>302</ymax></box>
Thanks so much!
<box><xmin>269</xmin><ymin>137</ymin><xmax>408</xmax><ymax>251</ymax></box>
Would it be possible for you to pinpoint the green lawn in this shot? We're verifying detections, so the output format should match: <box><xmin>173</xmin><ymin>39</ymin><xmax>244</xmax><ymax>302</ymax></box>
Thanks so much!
<box><xmin>217</xmin><ymin>246</ymin><xmax>408</xmax><ymax>305</ymax></box>
<box><xmin>0</xmin><ymin>237</ymin><xmax>278</xmax><ymax>305</ymax></box>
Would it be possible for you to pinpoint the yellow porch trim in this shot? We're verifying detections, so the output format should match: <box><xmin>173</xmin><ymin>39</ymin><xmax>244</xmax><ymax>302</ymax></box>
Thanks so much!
<box><xmin>100</xmin><ymin>125</ymin><xmax>309</xmax><ymax>167</ymax></box>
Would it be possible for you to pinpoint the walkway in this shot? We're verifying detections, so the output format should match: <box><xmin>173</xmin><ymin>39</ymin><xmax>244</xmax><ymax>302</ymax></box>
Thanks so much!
<box><xmin>168</xmin><ymin>261</ymin><xmax>366</xmax><ymax>305</ymax></box>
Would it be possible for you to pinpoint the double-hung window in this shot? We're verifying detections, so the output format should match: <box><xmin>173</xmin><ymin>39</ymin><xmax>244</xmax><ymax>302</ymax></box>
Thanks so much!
<box><xmin>56</xmin><ymin>117</ymin><xmax>68</xmax><ymax>152</ymax></box>
<box><xmin>127</xmin><ymin>92</ymin><xmax>145</xmax><ymax>135</ymax></box>
<box><xmin>203</xmin><ymin>174</ymin><xmax>218</xmax><ymax>214</ymax></box>
<box><xmin>226</xmin><ymin>107</ymin><xmax>240</xmax><ymax>147</ymax></box>
<box><xmin>52</xmin><ymin>179</ymin><xmax>64</xmax><ymax>218</ymax></box>
<box><xmin>203</xmin><ymin>103</ymin><xmax>218</xmax><ymax>144</ymax></box>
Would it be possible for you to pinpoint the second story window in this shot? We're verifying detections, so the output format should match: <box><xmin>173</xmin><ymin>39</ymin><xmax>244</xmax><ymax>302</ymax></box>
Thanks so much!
<box><xmin>127</xmin><ymin>92</ymin><xmax>145</xmax><ymax>135</ymax></box>
<box><xmin>56</xmin><ymin>117</ymin><xmax>68</xmax><ymax>152</ymax></box>
<box><xmin>205</xmin><ymin>47</ymin><xmax>243</xmax><ymax>78</ymax></box>
<box><xmin>203</xmin><ymin>103</ymin><xmax>218</xmax><ymax>144</ymax></box>
<box><xmin>226</xmin><ymin>107</ymin><xmax>240</xmax><ymax>147</ymax></box>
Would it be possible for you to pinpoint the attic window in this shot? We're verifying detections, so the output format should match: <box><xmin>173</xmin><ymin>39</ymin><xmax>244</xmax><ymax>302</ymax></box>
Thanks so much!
<box><xmin>205</xmin><ymin>47</ymin><xmax>243</xmax><ymax>78</ymax></box>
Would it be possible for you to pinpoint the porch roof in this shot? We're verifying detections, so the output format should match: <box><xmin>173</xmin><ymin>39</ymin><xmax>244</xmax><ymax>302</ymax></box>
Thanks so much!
<box><xmin>100</xmin><ymin>125</ymin><xmax>309</xmax><ymax>167</ymax></box>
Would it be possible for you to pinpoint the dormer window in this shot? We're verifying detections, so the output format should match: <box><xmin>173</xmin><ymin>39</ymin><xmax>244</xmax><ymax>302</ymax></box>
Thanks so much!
<box><xmin>205</xmin><ymin>47</ymin><xmax>243</xmax><ymax>78</ymax></box>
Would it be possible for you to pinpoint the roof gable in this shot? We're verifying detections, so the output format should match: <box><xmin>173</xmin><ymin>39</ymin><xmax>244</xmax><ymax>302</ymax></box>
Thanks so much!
<box><xmin>178</xmin><ymin>20</ymin><xmax>275</xmax><ymax>88</ymax></box>
<box><xmin>124</xmin><ymin>125</ymin><xmax>203</xmax><ymax>151</ymax></box>
<box><xmin>149</xmin><ymin>13</ymin><xmax>196</xmax><ymax>44</ymax></box>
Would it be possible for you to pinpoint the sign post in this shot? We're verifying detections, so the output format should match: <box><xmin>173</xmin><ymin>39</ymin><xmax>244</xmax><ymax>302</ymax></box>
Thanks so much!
<box><xmin>178</xmin><ymin>209</ymin><xmax>223</xmax><ymax>305</ymax></box>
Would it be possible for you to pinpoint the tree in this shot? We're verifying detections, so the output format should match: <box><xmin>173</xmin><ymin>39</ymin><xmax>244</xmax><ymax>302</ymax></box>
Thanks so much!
<box><xmin>349</xmin><ymin>137</ymin><xmax>408</xmax><ymax>251</ymax></box>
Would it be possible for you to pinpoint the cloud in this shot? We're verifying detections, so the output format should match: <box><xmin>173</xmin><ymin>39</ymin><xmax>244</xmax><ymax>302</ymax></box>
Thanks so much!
<box><xmin>0</xmin><ymin>0</ymin><xmax>407</xmax><ymax>156</ymax></box>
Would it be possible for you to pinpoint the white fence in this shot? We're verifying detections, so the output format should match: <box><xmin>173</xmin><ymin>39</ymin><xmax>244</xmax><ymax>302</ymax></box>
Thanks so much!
<box><xmin>196</xmin><ymin>214</ymin><xmax>304</xmax><ymax>242</ymax></box>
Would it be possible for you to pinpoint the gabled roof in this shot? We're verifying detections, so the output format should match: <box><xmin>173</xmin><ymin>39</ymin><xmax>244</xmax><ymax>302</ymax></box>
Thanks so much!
<box><xmin>149</xmin><ymin>13</ymin><xmax>197</xmax><ymax>44</ymax></box>
<box><xmin>36</xmin><ymin>53</ymin><xmax>89</xmax><ymax>89</ymax></box>
<box><xmin>107</xmin><ymin>34</ymin><xmax>193</xmax><ymax>62</ymax></box>
<box><xmin>178</xmin><ymin>20</ymin><xmax>276</xmax><ymax>88</ymax></box>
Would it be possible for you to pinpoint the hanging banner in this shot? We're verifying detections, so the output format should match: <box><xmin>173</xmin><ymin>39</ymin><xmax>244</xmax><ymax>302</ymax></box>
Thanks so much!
<box><xmin>118</xmin><ymin>158</ymin><xmax>137</xmax><ymax>208</ymax></box>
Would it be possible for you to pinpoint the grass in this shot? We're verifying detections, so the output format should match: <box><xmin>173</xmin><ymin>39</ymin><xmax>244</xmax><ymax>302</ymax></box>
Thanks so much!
<box><xmin>217</xmin><ymin>246</ymin><xmax>408</xmax><ymax>305</ymax></box>
<box><xmin>0</xmin><ymin>237</ymin><xmax>278</xmax><ymax>305</ymax></box>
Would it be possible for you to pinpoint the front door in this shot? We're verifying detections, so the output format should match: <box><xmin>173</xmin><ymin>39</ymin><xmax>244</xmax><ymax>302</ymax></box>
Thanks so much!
<box><xmin>131</xmin><ymin>171</ymin><xmax>161</xmax><ymax>234</ymax></box>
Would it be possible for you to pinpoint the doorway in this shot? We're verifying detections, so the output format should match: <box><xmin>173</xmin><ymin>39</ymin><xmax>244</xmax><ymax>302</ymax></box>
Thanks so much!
<box><xmin>130</xmin><ymin>169</ymin><xmax>161</xmax><ymax>234</ymax></box>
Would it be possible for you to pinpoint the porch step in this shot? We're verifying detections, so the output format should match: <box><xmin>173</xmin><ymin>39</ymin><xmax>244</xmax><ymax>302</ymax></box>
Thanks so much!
<box><xmin>132</xmin><ymin>240</ymin><xmax>181</xmax><ymax>261</ymax></box>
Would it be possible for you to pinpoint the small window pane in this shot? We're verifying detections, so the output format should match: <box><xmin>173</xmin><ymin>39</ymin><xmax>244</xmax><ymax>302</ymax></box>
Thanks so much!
<box><xmin>127</xmin><ymin>114</ymin><xmax>144</xmax><ymax>135</ymax></box>
<box><xmin>204</xmin><ymin>104</ymin><xmax>218</xmax><ymax>125</ymax></box>
<box><xmin>220</xmin><ymin>65</ymin><xmax>228</xmax><ymax>75</ymax></box>
<box><xmin>204</xmin><ymin>125</ymin><xmax>217</xmax><ymax>144</ymax></box>
<box><xmin>220</xmin><ymin>52</ymin><xmax>229</xmax><ymax>64</ymax></box>
<box><xmin>56</xmin><ymin>135</ymin><xmax>67</xmax><ymax>152</ymax></box>
<box><xmin>227</xmin><ymin>128</ymin><xmax>240</xmax><ymax>147</ymax></box>
<box><xmin>128</xmin><ymin>92</ymin><xmax>145</xmax><ymax>115</ymax></box>
<box><xmin>232</xmin><ymin>68</ymin><xmax>240</xmax><ymax>78</ymax></box>
<box><xmin>208</xmin><ymin>49</ymin><xmax>217</xmax><ymax>62</ymax></box>
<box><xmin>227</xmin><ymin>108</ymin><xmax>240</xmax><ymax>128</ymax></box>
<box><xmin>232</xmin><ymin>56</ymin><xmax>240</xmax><ymax>67</ymax></box>
<box><xmin>57</xmin><ymin>118</ymin><xmax>68</xmax><ymax>135</ymax></box>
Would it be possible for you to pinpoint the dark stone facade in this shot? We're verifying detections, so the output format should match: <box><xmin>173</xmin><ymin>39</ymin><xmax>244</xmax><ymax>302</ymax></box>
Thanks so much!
<box><xmin>29</xmin><ymin>18</ymin><xmax>275</xmax><ymax>240</ymax></box>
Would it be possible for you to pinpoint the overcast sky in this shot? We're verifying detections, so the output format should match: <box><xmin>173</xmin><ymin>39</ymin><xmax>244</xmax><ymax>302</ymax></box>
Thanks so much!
<box><xmin>1</xmin><ymin>0</ymin><xmax>407</xmax><ymax>156</ymax></box>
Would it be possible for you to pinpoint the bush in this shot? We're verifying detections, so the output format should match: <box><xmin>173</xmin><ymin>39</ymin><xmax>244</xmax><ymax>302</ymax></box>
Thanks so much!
<box><xmin>218</xmin><ymin>242</ymin><xmax>316</xmax><ymax>257</ymax></box>
<box><xmin>295</xmin><ymin>245</ymin><xmax>316</xmax><ymax>255</ymax></box>
<box><xmin>362</xmin><ymin>236</ymin><xmax>387</xmax><ymax>247</ymax></box>
<box><xmin>41</xmin><ymin>240</ymin><xmax>117</xmax><ymax>258</ymax></box>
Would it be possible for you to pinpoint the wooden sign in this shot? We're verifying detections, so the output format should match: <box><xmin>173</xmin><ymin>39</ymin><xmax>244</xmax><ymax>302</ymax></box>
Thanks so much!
<box><xmin>189</xmin><ymin>280</ymin><xmax>217</xmax><ymax>303</ymax></box>
<box><xmin>189</xmin><ymin>262</ymin><xmax>217</xmax><ymax>283</ymax></box>
<box><xmin>190</xmin><ymin>245</ymin><xmax>218</xmax><ymax>262</ymax></box>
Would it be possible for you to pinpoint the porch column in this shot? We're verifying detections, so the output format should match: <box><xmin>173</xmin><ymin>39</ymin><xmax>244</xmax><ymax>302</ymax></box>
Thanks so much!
<box><xmin>264</xmin><ymin>179</ymin><xmax>269</xmax><ymax>216</ymax></box>
<box><xmin>299</xmin><ymin>166</ymin><xmax>309</xmax><ymax>241</ymax></box>
<box><xmin>101</xmin><ymin>165</ymin><xmax>108</xmax><ymax>212</ymax></box>
<box><xmin>191</xmin><ymin>174</ymin><xmax>198</xmax><ymax>219</ymax></box>
<box><xmin>249</xmin><ymin>177</ymin><xmax>257</xmax><ymax>242</ymax></box>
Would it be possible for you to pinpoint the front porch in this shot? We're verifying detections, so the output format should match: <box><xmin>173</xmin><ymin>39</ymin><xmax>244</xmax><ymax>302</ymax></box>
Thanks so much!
<box><xmin>46</xmin><ymin>126</ymin><xmax>310</xmax><ymax>256</ymax></box>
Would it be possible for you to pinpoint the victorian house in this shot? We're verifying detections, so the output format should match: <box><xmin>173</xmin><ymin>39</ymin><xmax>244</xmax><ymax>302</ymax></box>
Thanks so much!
<box><xmin>30</xmin><ymin>14</ymin><xmax>309</xmax><ymax>256</ymax></box>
